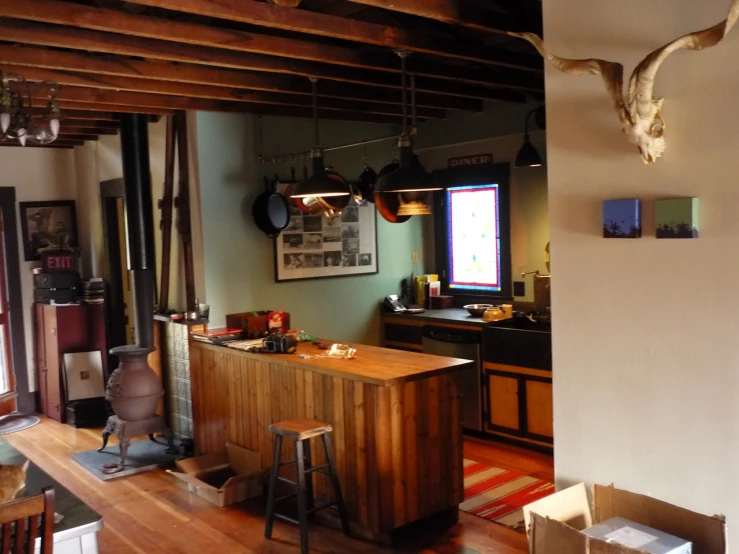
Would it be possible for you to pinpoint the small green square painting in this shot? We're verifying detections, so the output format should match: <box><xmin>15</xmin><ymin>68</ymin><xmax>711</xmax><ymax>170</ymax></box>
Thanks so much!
<box><xmin>656</xmin><ymin>198</ymin><xmax>699</xmax><ymax>239</ymax></box>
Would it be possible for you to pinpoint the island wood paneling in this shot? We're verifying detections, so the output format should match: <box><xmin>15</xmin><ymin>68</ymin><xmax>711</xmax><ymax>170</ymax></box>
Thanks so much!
<box><xmin>190</xmin><ymin>342</ymin><xmax>465</xmax><ymax>542</ymax></box>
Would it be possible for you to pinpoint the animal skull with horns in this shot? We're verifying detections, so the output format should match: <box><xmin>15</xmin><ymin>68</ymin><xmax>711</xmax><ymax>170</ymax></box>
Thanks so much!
<box><xmin>509</xmin><ymin>0</ymin><xmax>739</xmax><ymax>164</ymax></box>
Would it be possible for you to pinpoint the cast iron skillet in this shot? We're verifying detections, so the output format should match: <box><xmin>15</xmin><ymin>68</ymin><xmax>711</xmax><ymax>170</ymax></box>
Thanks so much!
<box><xmin>252</xmin><ymin>177</ymin><xmax>291</xmax><ymax>238</ymax></box>
<box><xmin>374</xmin><ymin>162</ymin><xmax>411</xmax><ymax>223</ymax></box>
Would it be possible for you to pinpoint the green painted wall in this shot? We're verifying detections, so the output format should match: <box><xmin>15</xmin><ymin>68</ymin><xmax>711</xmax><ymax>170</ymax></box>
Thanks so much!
<box><xmin>196</xmin><ymin>112</ymin><xmax>424</xmax><ymax>345</ymax></box>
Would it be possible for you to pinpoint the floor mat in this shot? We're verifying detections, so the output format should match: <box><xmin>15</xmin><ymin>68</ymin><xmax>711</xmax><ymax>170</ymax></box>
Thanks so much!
<box><xmin>72</xmin><ymin>437</ymin><xmax>179</xmax><ymax>481</ymax></box>
<box><xmin>0</xmin><ymin>414</ymin><xmax>41</xmax><ymax>435</ymax></box>
<box><xmin>460</xmin><ymin>459</ymin><xmax>554</xmax><ymax>529</ymax></box>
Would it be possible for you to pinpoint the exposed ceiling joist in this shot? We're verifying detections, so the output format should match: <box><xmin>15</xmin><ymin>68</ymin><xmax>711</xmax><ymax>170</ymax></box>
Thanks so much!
<box><xmin>7</xmin><ymin>64</ymin><xmax>445</xmax><ymax>119</ymax></box>
<box><xmin>0</xmin><ymin>21</ymin><xmax>536</xmax><ymax>98</ymax></box>
<box><xmin>0</xmin><ymin>142</ymin><xmax>79</xmax><ymax>148</ymax></box>
<box><xmin>0</xmin><ymin>21</ymin><xmax>534</xmax><ymax>101</ymax></box>
<box><xmin>52</xmin><ymin>134</ymin><xmax>98</xmax><ymax>141</ymax></box>
<box><xmin>61</xmin><ymin>119</ymin><xmax>119</xmax><ymax>129</ymax></box>
<box><xmin>51</xmin><ymin>100</ymin><xmax>171</xmax><ymax>115</ymax></box>
<box><xmin>344</xmin><ymin>0</ymin><xmax>540</xmax><ymax>34</ymax></box>
<box><xmin>0</xmin><ymin>11</ymin><xmax>541</xmax><ymax>94</ymax></box>
<box><xmin>35</xmin><ymin>92</ymin><xmax>414</xmax><ymax>125</ymax></box>
<box><xmin>59</xmin><ymin>127</ymin><xmax>117</xmax><ymax>136</ymax></box>
<box><xmin>0</xmin><ymin>45</ymin><xmax>483</xmax><ymax>111</ymax></box>
<box><xmin>74</xmin><ymin>0</ymin><xmax>540</xmax><ymax>71</ymax></box>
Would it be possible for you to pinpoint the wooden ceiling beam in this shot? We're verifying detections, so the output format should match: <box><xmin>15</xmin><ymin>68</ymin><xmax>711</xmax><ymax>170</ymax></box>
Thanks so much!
<box><xmin>52</xmin><ymin>100</ymin><xmax>171</xmax><ymax>115</ymax></box>
<box><xmin>0</xmin><ymin>20</ymin><xmax>535</xmax><ymax>98</ymax></box>
<box><xmin>57</xmin><ymin>134</ymin><xmax>99</xmax><ymax>141</ymax></box>
<box><xmin>7</xmin><ymin>65</ymin><xmax>444</xmax><ymax>119</ymax></box>
<box><xmin>61</xmin><ymin>119</ymin><xmax>119</xmax><ymax>129</ymax></box>
<box><xmin>0</xmin><ymin>45</ymin><xmax>484</xmax><ymax>111</ymax></box>
<box><xmin>2</xmin><ymin>0</ymin><xmax>540</xmax><ymax>72</ymax></box>
<box><xmin>59</xmin><ymin>127</ymin><xmax>118</xmax><ymax>136</ymax></box>
<box><xmin>29</xmin><ymin>88</ymin><xmax>414</xmax><ymax>125</ymax></box>
<box><xmin>26</xmin><ymin>108</ymin><xmax>118</xmax><ymax>121</ymax></box>
<box><xmin>343</xmin><ymin>0</ymin><xmax>541</xmax><ymax>35</ymax></box>
<box><xmin>0</xmin><ymin>142</ymin><xmax>80</xmax><ymax>148</ymax></box>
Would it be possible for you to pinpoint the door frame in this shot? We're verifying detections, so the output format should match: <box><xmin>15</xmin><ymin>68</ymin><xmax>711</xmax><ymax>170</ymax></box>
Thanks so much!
<box><xmin>0</xmin><ymin>188</ymin><xmax>30</xmax><ymax>413</ymax></box>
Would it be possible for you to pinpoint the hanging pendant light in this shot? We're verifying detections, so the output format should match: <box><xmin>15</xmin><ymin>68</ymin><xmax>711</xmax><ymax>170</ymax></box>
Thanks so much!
<box><xmin>290</xmin><ymin>78</ymin><xmax>350</xmax><ymax>199</ymax></box>
<box><xmin>376</xmin><ymin>52</ymin><xmax>440</xmax><ymax>214</ymax></box>
<box><xmin>0</xmin><ymin>73</ymin><xmax>62</xmax><ymax>146</ymax></box>
<box><xmin>515</xmin><ymin>106</ymin><xmax>545</xmax><ymax>168</ymax></box>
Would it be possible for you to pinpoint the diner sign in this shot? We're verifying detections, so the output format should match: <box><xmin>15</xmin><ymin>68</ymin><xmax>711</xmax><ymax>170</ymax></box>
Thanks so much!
<box><xmin>448</xmin><ymin>153</ymin><xmax>493</xmax><ymax>168</ymax></box>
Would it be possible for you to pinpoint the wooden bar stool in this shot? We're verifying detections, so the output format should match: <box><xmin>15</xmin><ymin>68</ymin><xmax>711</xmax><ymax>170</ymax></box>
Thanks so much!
<box><xmin>264</xmin><ymin>419</ymin><xmax>351</xmax><ymax>554</ymax></box>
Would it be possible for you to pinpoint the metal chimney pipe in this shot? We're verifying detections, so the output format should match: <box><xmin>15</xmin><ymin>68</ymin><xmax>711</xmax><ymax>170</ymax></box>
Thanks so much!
<box><xmin>119</xmin><ymin>113</ymin><xmax>156</xmax><ymax>348</ymax></box>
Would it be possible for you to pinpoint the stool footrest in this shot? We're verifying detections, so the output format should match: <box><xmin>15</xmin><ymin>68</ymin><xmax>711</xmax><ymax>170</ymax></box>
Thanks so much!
<box><xmin>275</xmin><ymin>492</ymin><xmax>297</xmax><ymax>504</ymax></box>
<box><xmin>277</xmin><ymin>476</ymin><xmax>297</xmax><ymax>486</ymax></box>
<box><xmin>275</xmin><ymin>513</ymin><xmax>300</xmax><ymax>526</ymax></box>
<box><xmin>304</xmin><ymin>464</ymin><xmax>330</xmax><ymax>475</ymax></box>
<box><xmin>307</xmin><ymin>501</ymin><xmax>336</xmax><ymax>515</ymax></box>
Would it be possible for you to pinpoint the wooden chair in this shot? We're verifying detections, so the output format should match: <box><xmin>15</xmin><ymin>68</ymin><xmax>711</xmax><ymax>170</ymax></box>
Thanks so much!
<box><xmin>0</xmin><ymin>487</ymin><xmax>55</xmax><ymax>554</ymax></box>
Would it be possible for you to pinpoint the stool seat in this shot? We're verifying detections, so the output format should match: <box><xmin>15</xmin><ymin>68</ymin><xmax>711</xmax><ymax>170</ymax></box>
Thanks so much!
<box><xmin>269</xmin><ymin>419</ymin><xmax>333</xmax><ymax>440</ymax></box>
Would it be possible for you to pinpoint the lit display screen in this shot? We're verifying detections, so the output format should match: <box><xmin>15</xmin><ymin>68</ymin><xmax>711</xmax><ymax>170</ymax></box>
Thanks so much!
<box><xmin>447</xmin><ymin>184</ymin><xmax>501</xmax><ymax>292</ymax></box>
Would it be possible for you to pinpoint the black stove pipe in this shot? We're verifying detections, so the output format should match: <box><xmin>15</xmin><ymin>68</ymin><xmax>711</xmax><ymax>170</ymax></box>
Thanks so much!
<box><xmin>119</xmin><ymin>113</ymin><xmax>156</xmax><ymax>349</ymax></box>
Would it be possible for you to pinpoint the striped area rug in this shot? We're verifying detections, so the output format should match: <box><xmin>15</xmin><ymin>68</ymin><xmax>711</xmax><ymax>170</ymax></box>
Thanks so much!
<box><xmin>460</xmin><ymin>459</ymin><xmax>555</xmax><ymax>529</ymax></box>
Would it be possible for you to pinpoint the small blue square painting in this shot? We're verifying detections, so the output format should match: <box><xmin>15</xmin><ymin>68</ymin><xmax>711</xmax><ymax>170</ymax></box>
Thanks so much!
<box><xmin>656</xmin><ymin>198</ymin><xmax>699</xmax><ymax>239</ymax></box>
<box><xmin>603</xmin><ymin>199</ymin><xmax>642</xmax><ymax>238</ymax></box>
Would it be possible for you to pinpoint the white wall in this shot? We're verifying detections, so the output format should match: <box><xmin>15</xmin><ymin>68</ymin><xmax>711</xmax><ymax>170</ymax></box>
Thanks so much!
<box><xmin>545</xmin><ymin>0</ymin><xmax>739</xmax><ymax>546</ymax></box>
<box><xmin>0</xmin><ymin>148</ymin><xmax>77</xmax><ymax>391</ymax></box>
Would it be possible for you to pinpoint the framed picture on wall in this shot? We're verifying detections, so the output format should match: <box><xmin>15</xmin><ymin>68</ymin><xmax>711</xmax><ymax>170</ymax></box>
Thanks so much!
<box><xmin>274</xmin><ymin>200</ymin><xmax>379</xmax><ymax>282</ymax></box>
<box><xmin>19</xmin><ymin>200</ymin><xmax>79</xmax><ymax>261</ymax></box>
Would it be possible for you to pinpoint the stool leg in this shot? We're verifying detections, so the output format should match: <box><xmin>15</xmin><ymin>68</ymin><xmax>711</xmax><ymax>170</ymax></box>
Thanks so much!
<box><xmin>303</xmin><ymin>439</ymin><xmax>315</xmax><ymax>517</ymax></box>
<box><xmin>322</xmin><ymin>434</ymin><xmax>351</xmax><ymax>536</ymax></box>
<box><xmin>295</xmin><ymin>439</ymin><xmax>310</xmax><ymax>554</ymax></box>
<box><xmin>264</xmin><ymin>435</ymin><xmax>283</xmax><ymax>540</ymax></box>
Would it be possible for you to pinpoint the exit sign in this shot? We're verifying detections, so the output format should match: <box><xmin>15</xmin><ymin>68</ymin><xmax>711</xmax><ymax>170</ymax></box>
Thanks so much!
<box><xmin>41</xmin><ymin>250</ymin><xmax>75</xmax><ymax>272</ymax></box>
<box><xmin>448</xmin><ymin>153</ymin><xmax>493</xmax><ymax>168</ymax></box>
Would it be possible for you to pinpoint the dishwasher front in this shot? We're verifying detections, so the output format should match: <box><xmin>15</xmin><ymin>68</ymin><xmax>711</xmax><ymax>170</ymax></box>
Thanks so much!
<box><xmin>422</xmin><ymin>326</ymin><xmax>482</xmax><ymax>432</ymax></box>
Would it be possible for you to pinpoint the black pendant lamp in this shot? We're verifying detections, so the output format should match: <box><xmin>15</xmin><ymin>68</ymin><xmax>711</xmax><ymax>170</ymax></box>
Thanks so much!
<box><xmin>376</xmin><ymin>52</ymin><xmax>440</xmax><ymax>215</ymax></box>
<box><xmin>290</xmin><ymin>79</ymin><xmax>351</xmax><ymax>199</ymax></box>
<box><xmin>515</xmin><ymin>106</ymin><xmax>545</xmax><ymax>168</ymax></box>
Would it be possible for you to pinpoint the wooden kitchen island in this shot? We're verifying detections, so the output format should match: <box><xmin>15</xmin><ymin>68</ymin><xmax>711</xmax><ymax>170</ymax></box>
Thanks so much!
<box><xmin>189</xmin><ymin>340</ymin><xmax>473</xmax><ymax>544</ymax></box>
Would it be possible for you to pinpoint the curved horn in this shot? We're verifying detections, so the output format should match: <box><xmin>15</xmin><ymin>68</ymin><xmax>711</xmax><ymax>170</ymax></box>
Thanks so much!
<box><xmin>629</xmin><ymin>0</ymin><xmax>739</xmax><ymax>119</ymax></box>
<box><xmin>509</xmin><ymin>32</ymin><xmax>630</xmax><ymax>125</ymax></box>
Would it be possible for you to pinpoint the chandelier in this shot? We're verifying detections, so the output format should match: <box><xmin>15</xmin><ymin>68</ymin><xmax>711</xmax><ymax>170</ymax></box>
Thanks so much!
<box><xmin>0</xmin><ymin>71</ymin><xmax>61</xmax><ymax>146</ymax></box>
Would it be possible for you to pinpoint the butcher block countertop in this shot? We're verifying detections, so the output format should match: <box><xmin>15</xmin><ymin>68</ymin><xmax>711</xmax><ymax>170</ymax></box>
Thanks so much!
<box><xmin>191</xmin><ymin>339</ymin><xmax>473</xmax><ymax>386</ymax></box>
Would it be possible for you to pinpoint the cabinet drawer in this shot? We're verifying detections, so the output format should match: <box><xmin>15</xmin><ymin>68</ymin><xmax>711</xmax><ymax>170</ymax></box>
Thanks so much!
<box><xmin>383</xmin><ymin>323</ymin><xmax>423</xmax><ymax>346</ymax></box>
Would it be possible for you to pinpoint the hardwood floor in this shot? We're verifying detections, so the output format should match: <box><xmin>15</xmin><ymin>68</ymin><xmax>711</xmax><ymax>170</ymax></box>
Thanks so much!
<box><xmin>4</xmin><ymin>419</ymin><xmax>552</xmax><ymax>554</ymax></box>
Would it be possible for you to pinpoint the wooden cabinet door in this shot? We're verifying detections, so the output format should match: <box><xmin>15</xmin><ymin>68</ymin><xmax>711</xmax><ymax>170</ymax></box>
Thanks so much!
<box><xmin>485</xmin><ymin>371</ymin><xmax>521</xmax><ymax>435</ymax></box>
<box><xmin>525</xmin><ymin>379</ymin><xmax>553</xmax><ymax>441</ymax></box>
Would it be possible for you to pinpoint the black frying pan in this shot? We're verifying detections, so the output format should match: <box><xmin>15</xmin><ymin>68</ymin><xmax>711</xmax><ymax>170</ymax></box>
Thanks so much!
<box><xmin>252</xmin><ymin>177</ymin><xmax>291</xmax><ymax>238</ymax></box>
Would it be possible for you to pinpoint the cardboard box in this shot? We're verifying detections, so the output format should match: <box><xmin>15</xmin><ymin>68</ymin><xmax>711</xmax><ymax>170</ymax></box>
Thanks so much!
<box><xmin>523</xmin><ymin>483</ymin><xmax>726</xmax><ymax>554</ymax></box>
<box><xmin>169</xmin><ymin>443</ymin><xmax>264</xmax><ymax>507</ymax></box>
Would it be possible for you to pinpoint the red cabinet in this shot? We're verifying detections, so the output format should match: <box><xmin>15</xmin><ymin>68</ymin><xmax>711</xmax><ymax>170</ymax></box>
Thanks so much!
<box><xmin>34</xmin><ymin>304</ymin><xmax>108</xmax><ymax>422</ymax></box>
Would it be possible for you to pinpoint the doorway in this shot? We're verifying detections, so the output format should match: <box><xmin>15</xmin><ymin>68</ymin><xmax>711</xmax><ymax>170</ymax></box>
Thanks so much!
<box><xmin>0</xmin><ymin>188</ymin><xmax>29</xmax><ymax>415</ymax></box>
<box><xmin>100</xmin><ymin>179</ymin><xmax>134</xmax><ymax>368</ymax></box>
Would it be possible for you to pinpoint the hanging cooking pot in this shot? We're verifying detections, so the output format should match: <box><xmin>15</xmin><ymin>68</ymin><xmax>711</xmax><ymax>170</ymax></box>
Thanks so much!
<box><xmin>374</xmin><ymin>162</ymin><xmax>411</xmax><ymax>223</ymax></box>
<box><xmin>252</xmin><ymin>177</ymin><xmax>291</xmax><ymax>237</ymax></box>
<box><xmin>357</xmin><ymin>164</ymin><xmax>377</xmax><ymax>204</ymax></box>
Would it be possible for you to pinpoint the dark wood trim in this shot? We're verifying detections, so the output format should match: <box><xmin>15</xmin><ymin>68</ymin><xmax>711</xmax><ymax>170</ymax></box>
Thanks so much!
<box><xmin>100</xmin><ymin>179</ymin><xmax>126</xmax><ymax>372</ymax></box>
<box><xmin>0</xmin><ymin>188</ymin><xmax>31</xmax><ymax>413</ymax></box>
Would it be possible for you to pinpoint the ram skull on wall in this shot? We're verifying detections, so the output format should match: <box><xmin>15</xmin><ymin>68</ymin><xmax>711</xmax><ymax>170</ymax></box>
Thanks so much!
<box><xmin>510</xmin><ymin>0</ymin><xmax>739</xmax><ymax>164</ymax></box>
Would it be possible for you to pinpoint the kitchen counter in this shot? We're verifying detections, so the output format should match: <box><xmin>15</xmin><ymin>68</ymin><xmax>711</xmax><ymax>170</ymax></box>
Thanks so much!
<box><xmin>0</xmin><ymin>438</ymin><xmax>103</xmax><ymax>553</ymax></box>
<box><xmin>192</xmin><ymin>340</ymin><xmax>472</xmax><ymax>386</ymax></box>
<box><xmin>383</xmin><ymin>308</ymin><xmax>488</xmax><ymax>328</ymax></box>
<box><xmin>189</xmin><ymin>339</ymin><xmax>469</xmax><ymax>544</ymax></box>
